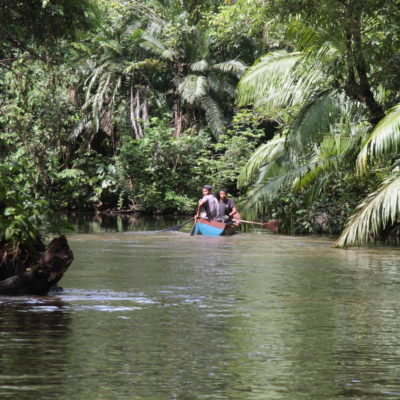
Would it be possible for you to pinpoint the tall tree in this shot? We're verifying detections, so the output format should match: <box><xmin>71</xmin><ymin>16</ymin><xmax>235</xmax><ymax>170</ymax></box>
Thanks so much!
<box><xmin>0</xmin><ymin>0</ymin><xmax>99</xmax><ymax>256</ymax></box>
<box><xmin>141</xmin><ymin>12</ymin><xmax>246</xmax><ymax>136</ymax></box>
<box><xmin>0</xmin><ymin>0</ymin><xmax>98</xmax><ymax>61</ymax></box>
<box><xmin>235</xmin><ymin>1</ymin><xmax>400</xmax><ymax>244</ymax></box>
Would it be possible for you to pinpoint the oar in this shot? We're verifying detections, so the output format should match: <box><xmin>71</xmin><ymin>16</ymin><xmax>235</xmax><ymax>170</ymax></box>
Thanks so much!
<box><xmin>161</xmin><ymin>217</ymin><xmax>195</xmax><ymax>231</ymax></box>
<box><xmin>190</xmin><ymin>221</ymin><xmax>197</xmax><ymax>236</ymax></box>
<box><xmin>233</xmin><ymin>219</ymin><xmax>279</xmax><ymax>233</ymax></box>
<box><xmin>190</xmin><ymin>204</ymin><xmax>202</xmax><ymax>236</ymax></box>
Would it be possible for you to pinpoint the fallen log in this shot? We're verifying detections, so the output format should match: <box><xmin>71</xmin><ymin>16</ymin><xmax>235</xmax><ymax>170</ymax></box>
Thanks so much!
<box><xmin>0</xmin><ymin>235</ymin><xmax>73</xmax><ymax>296</ymax></box>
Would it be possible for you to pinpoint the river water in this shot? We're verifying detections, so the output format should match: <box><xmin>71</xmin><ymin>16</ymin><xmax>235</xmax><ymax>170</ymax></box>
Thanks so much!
<box><xmin>1</xmin><ymin>215</ymin><xmax>400</xmax><ymax>400</ymax></box>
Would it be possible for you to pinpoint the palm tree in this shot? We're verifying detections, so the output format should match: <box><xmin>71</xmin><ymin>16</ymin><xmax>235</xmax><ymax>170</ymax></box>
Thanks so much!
<box><xmin>334</xmin><ymin>172</ymin><xmax>400</xmax><ymax>247</ymax></box>
<box><xmin>334</xmin><ymin>104</ymin><xmax>400</xmax><ymax>246</ymax></box>
<box><xmin>235</xmin><ymin>8</ymin><xmax>400</xmax><ymax>245</ymax></box>
<box><xmin>141</xmin><ymin>14</ymin><xmax>246</xmax><ymax>136</ymax></box>
<box><xmin>72</xmin><ymin>12</ymin><xmax>166</xmax><ymax>146</ymax></box>
<box><xmin>77</xmin><ymin>3</ymin><xmax>246</xmax><ymax>141</ymax></box>
<box><xmin>236</xmin><ymin>47</ymin><xmax>367</xmax><ymax>218</ymax></box>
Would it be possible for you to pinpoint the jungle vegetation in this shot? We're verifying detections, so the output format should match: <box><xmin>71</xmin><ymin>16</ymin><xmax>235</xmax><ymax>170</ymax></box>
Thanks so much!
<box><xmin>1</xmin><ymin>0</ymin><xmax>400</xmax><ymax>249</ymax></box>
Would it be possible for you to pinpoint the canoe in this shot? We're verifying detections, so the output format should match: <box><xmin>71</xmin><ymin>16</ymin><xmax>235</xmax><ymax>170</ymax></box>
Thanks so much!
<box><xmin>192</xmin><ymin>218</ymin><xmax>237</xmax><ymax>236</ymax></box>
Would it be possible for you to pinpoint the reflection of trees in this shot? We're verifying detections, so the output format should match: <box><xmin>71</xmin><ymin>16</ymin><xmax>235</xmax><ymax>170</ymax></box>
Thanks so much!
<box><xmin>0</xmin><ymin>299</ymin><xmax>71</xmax><ymax>399</ymax></box>
<box><xmin>222</xmin><ymin>244</ymin><xmax>400</xmax><ymax>398</ymax></box>
<box><xmin>59</xmin><ymin>241</ymin><xmax>238</xmax><ymax>399</ymax></box>
<box><xmin>6</xmin><ymin>231</ymin><xmax>398</xmax><ymax>399</ymax></box>
<box><xmin>63</xmin><ymin>212</ymin><xmax>187</xmax><ymax>233</ymax></box>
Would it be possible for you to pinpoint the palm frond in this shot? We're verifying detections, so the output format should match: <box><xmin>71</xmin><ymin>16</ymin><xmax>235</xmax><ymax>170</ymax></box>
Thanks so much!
<box><xmin>357</xmin><ymin>103</ymin><xmax>400</xmax><ymax>174</ymax></box>
<box><xmin>241</xmin><ymin>161</ymin><xmax>312</xmax><ymax>216</ymax></box>
<box><xmin>237</xmin><ymin>51</ymin><xmax>303</xmax><ymax>108</ymax></box>
<box><xmin>99</xmin><ymin>39</ymin><xmax>123</xmax><ymax>56</ymax></box>
<box><xmin>207</xmin><ymin>72</ymin><xmax>236</xmax><ymax>98</ymax></box>
<box><xmin>70</xmin><ymin>41</ymin><xmax>93</xmax><ymax>56</ymax></box>
<box><xmin>238</xmin><ymin>135</ymin><xmax>286</xmax><ymax>188</ymax></box>
<box><xmin>290</xmin><ymin>90</ymin><xmax>362</xmax><ymax>149</ymax></box>
<box><xmin>237</xmin><ymin>51</ymin><xmax>328</xmax><ymax>116</ymax></box>
<box><xmin>292</xmin><ymin>157</ymin><xmax>336</xmax><ymax>193</ymax></box>
<box><xmin>110</xmin><ymin>75</ymin><xmax>122</xmax><ymax>107</ymax></box>
<box><xmin>200</xmin><ymin>96</ymin><xmax>225</xmax><ymax>138</ymax></box>
<box><xmin>91</xmin><ymin>73</ymin><xmax>112</xmax><ymax>130</ymax></box>
<box><xmin>335</xmin><ymin>173</ymin><xmax>400</xmax><ymax>247</ymax></box>
<box><xmin>319</xmin><ymin>135</ymin><xmax>355</xmax><ymax>158</ymax></box>
<box><xmin>146</xmin><ymin>20</ymin><xmax>164</xmax><ymax>35</ymax></box>
<box><xmin>292</xmin><ymin>134</ymin><xmax>356</xmax><ymax>196</ymax></box>
<box><xmin>178</xmin><ymin>75</ymin><xmax>208</xmax><ymax>104</ymax></box>
<box><xmin>240</xmin><ymin>133</ymin><xmax>356</xmax><ymax>217</ymax></box>
<box><xmin>141</xmin><ymin>32</ymin><xmax>176</xmax><ymax>61</ymax></box>
<box><xmin>302</xmin><ymin>173</ymin><xmax>334</xmax><ymax>205</ymax></box>
<box><xmin>190</xmin><ymin>60</ymin><xmax>209</xmax><ymax>72</ymax></box>
<box><xmin>84</xmin><ymin>61</ymin><xmax>113</xmax><ymax>100</ymax></box>
<box><xmin>212</xmin><ymin>60</ymin><xmax>247</xmax><ymax>79</ymax></box>
<box><xmin>286</xmin><ymin>16</ymin><xmax>344</xmax><ymax>59</ymax></box>
<box><xmin>70</xmin><ymin>119</ymin><xmax>92</xmax><ymax>140</ymax></box>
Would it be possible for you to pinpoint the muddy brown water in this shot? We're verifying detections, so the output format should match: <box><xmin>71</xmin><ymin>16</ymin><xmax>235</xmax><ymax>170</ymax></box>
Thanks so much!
<box><xmin>1</xmin><ymin>215</ymin><xmax>400</xmax><ymax>399</ymax></box>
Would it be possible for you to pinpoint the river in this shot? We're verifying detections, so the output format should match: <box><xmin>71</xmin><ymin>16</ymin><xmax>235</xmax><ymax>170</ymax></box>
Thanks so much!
<box><xmin>1</xmin><ymin>215</ymin><xmax>400</xmax><ymax>399</ymax></box>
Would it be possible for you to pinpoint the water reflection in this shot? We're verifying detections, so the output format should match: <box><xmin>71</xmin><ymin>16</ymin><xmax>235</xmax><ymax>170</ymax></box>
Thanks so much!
<box><xmin>59</xmin><ymin>212</ymin><xmax>190</xmax><ymax>234</ymax></box>
<box><xmin>2</xmin><ymin>219</ymin><xmax>400</xmax><ymax>399</ymax></box>
<box><xmin>0</xmin><ymin>297</ymin><xmax>71</xmax><ymax>400</ymax></box>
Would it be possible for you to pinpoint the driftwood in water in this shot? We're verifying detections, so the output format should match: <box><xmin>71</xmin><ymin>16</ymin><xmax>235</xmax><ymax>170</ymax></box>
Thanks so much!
<box><xmin>0</xmin><ymin>235</ymin><xmax>73</xmax><ymax>296</ymax></box>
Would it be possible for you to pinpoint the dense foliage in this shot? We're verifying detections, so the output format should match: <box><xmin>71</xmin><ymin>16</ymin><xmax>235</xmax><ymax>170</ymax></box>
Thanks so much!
<box><xmin>1</xmin><ymin>0</ymin><xmax>400</xmax><ymax>248</ymax></box>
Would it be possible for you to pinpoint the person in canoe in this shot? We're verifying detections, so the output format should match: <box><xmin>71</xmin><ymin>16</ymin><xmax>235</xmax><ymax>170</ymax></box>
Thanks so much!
<box><xmin>195</xmin><ymin>185</ymin><xmax>223</xmax><ymax>222</ymax></box>
<box><xmin>217</xmin><ymin>189</ymin><xmax>240</xmax><ymax>226</ymax></box>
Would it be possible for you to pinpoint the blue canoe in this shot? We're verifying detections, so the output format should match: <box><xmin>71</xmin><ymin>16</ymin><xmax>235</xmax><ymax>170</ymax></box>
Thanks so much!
<box><xmin>191</xmin><ymin>218</ymin><xmax>236</xmax><ymax>236</ymax></box>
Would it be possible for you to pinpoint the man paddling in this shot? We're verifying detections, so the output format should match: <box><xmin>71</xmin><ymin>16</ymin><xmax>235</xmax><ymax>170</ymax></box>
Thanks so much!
<box><xmin>195</xmin><ymin>185</ymin><xmax>222</xmax><ymax>222</ymax></box>
<box><xmin>218</xmin><ymin>189</ymin><xmax>240</xmax><ymax>226</ymax></box>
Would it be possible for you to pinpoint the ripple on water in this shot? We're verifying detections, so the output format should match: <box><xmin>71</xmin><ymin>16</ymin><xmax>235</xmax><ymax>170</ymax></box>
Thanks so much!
<box><xmin>2</xmin><ymin>229</ymin><xmax>400</xmax><ymax>400</ymax></box>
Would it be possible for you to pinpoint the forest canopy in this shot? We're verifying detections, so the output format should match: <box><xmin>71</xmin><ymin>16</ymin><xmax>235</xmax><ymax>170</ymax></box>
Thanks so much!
<box><xmin>1</xmin><ymin>0</ymin><xmax>400</xmax><ymax>247</ymax></box>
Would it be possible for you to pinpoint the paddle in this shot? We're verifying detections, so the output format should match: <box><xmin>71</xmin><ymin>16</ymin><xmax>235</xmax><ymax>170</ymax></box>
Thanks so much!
<box><xmin>190</xmin><ymin>204</ymin><xmax>202</xmax><ymax>236</ymax></box>
<box><xmin>232</xmin><ymin>219</ymin><xmax>279</xmax><ymax>233</ymax></box>
<box><xmin>161</xmin><ymin>217</ymin><xmax>195</xmax><ymax>231</ymax></box>
<box><xmin>190</xmin><ymin>220</ymin><xmax>197</xmax><ymax>236</ymax></box>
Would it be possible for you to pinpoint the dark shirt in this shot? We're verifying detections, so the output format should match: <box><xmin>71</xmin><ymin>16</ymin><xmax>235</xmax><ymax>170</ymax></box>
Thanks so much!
<box><xmin>219</xmin><ymin>198</ymin><xmax>236</xmax><ymax>217</ymax></box>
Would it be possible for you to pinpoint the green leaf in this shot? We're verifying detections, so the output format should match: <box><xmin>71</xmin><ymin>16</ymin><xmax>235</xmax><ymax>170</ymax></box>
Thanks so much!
<box><xmin>57</xmin><ymin>168</ymin><xmax>85</xmax><ymax>179</ymax></box>
<box><xmin>4</xmin><ymin>207</ymin><xmax>16</xmax><ymax>216</ymax></box>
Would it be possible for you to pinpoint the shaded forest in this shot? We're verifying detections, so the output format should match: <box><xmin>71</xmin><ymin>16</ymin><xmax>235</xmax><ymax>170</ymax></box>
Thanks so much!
<box><xmin>1</xmin><ymin>0</ymin><xmax>400</xmax><ymax>251</ymax></box>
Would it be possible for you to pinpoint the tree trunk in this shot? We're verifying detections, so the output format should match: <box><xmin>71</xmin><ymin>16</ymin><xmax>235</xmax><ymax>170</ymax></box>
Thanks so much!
<box><xmin>173</xmin><ymin>62</ymin><xmax>187</xmax><ymax>136</ymax></box>
<box><xmin>130</xmin><ymin>85</ymin><xmax>143</xmax><ymax>139</ymax></box>
<box><xmin>142</xmin><ymin>85</ymin><xmax>149</xmax><ymax>122</ymax></box>
<box><xmin>173</xmin><ymin>96</ymin><xmax>184</xmax><ymax>136</ymax></box>
<box><xmin>351</xmin><ymin>6</ymin><xmax>384</xmax><ymax>124</ymax></box>
<box><xmin>344</xmin><ymin>2</ymin><xmax>384</xmax><ymax>124</ymax></box>
<box><xmin>0</xmin><ymin>235</ymin><xmax>73</xmax><ymax>296</ymax></box>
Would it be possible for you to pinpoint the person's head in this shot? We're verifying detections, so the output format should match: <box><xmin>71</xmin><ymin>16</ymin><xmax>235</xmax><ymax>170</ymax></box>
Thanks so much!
<box><xmin>219</xmin><ymin>189</ymin><xmax>228</xmax><ymax>200</ymax></box>
<box><xmin>202</xmin><ymin>185</ymin><xmax>212</xmax><ymax>196</ymax></box>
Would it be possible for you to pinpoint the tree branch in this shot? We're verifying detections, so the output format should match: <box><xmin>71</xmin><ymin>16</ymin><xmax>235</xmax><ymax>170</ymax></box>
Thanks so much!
<box><xmin>351</xmin><ymin>4</ymin><xmax>384</xmax><ymax>123</ymax></box>
<box><xmin>0</xmin><ymin>27</ymin><xmax>53</xmax><ymax>65</ymax></box>
<box><xmin>342</xmin><ymin>2</ymin><xmax>384</xmax><ymax>124</ymax></box>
